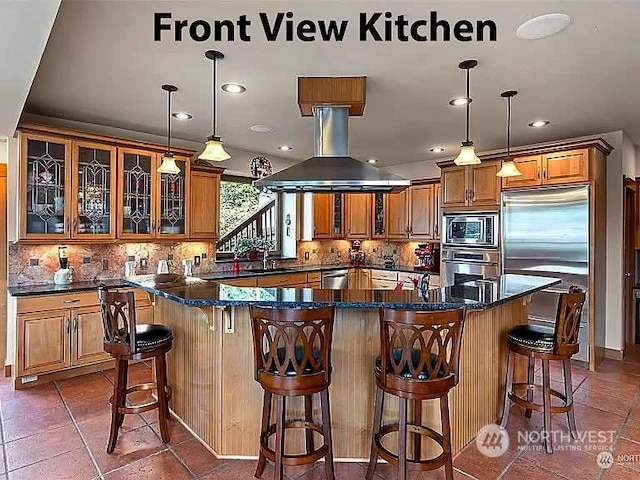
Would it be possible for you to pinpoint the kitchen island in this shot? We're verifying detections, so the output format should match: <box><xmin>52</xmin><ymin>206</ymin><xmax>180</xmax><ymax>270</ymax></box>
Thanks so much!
<box><xmin>126</xmin><ymin>274</ymin><xmax>559</xmax><ymax>460</ymax></box>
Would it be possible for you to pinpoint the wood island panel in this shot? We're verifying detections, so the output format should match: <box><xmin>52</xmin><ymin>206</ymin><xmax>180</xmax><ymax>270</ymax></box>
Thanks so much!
<box><xmin>156</xmin><ymin>297</ymin><xmax>528</xmax><ymax>460</ymax></box>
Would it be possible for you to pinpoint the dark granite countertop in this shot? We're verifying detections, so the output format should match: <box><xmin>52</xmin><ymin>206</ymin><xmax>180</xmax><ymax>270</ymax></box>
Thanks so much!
<box><xmin>124</xmin><ymin>274</ymin><xmax>559</xmax><ymax>311</ymax></box>
<box><xmin>7</xmin><ymin>264</ymin><xmax>437</xmax><ymax>297</ymax></box>
<box><xmin>7</xmin><ymin>279</ymin><xmax>129</xmax><ymax>297</ymax></box>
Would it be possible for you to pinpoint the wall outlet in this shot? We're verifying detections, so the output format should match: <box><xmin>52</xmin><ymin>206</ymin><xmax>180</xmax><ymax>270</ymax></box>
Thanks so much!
<box><xmin>29</xmin><ymin>259</ymin><xmax>39</xmax><ymax>266</ymax></box>
<box><xmin>83</xmin><ymin>257</ymin><xmax>91</xmax><ymax>264</ymax></box>
<box><xmin>312</xmin><ymin>249</ymin><xmax>317</xmax><ymax>254</ymax></box>
<box><xmin>304</xmin><ymin>252</ymin><xmax>310</xmax><ymax>261</ymax></box>
<box><xmin>201</xmin><ymin>252</ymin><xmax>207</xmax><ymax>259</ymax></box>
<box><xmin>330</xmin><ymin>247</ymin><xmax>335</xmax><ymax>253</ymax></box>
<box><xmin>102</xmin><ymin>259</ymin><xmax>109</xmax><ymax>271</ymax></box>
<box><xmin>140</xmin><ymin>258</ymin><xmax>149</xmax><ymax>269</ymax></box>
<box><xmin>167</xmin><ymin>254</ymin><xmax>174</xmax><ymax>261</ymax></box>
<box><xmin>194</xmin><ymin>255</ymin><xmax>201</xmax><ymax>267</ymax></box>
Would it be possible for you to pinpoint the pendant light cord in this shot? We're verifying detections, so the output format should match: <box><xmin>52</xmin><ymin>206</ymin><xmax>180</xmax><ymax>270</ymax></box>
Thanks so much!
<box><xmin>211</xmin><ymin>57</ymin><xmax>217</xmax><ymax>137</ymax></box>
<box><xmin>465</xmin><ymin>67</ymin><xmax>470</xmax><ymax>143</ymax></box>
<box><xmin>507</xmin><ymin>96</ymin><xmax>511</xmax><ymax>157</ymax></box>
<box><xmin>167</xmin><ymin>89</ymin><xmax>172</xmax><ymax>153</ymax></box>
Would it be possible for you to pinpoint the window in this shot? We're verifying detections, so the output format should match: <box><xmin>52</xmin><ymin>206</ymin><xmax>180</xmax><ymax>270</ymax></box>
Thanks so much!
<box><xmin>216</xmin><ymin>175</ymin><xmax>279</xmax><ymax>258</ymax></box>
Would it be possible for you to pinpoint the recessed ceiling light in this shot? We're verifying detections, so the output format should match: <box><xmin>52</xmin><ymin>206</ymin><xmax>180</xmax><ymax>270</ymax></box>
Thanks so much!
<box><xmin>449</xmin><ymin>97</ymin><xmax>472</xmax><ymax>106</ymax></box>
<box><xmin>250</xmin><ymin>124</ymin><xmax>273</xmax><ymax>133</ymax></box>
<box><xmin>221</xmin><ymin>83</ymin><xmax>246</xmax><ymax>94</ymax></box>
<box><xmin>172</xmin><ymin>112</ymin><xmax>192</xmax><ymax>120</ymax></box>
<box><xmin>516</xmin><ymin>14</ymin><xmax>571</xmax><ymax>40</ymax></box>
<box><xmin>367</xmin><ymin>158</ymin><xmax>378</xmax><ymax>164</ymax></box>
<box><xmin>529</xmin><ymin>120</ymin><xmax>550</xmax><ymax>128</ymax></box>
<box><xmin>430</xmin><ymin>147</ymin><xmax>446</xmax><ymax>153</ymax></box>
<box><xmin>278</xmin><ymin>145</ymin><xmax>292</xmax><ymax>151</ymax></box>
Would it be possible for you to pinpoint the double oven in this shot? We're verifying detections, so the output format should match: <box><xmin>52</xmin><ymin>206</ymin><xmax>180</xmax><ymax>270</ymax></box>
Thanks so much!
<box><xmin>441</xmin><ymin>213</ymin><xmax>500</xmax><ymax>286</ymax></box>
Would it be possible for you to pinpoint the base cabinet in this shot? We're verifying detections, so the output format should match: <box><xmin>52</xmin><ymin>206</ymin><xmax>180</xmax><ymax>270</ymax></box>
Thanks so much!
<box><xmin>15</xmin><ymin>289</ymin><xmax>153</xmax><ymax>384</ymax></box>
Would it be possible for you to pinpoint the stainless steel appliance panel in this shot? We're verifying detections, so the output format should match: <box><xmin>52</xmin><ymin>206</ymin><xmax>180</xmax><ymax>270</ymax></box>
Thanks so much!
<box><xmin>441</xmin><ymin>249</ymin><xmax>500</xmax><ymax>286</ymax></box>
<box><xmin>321</xmin><ymin>270</ymin><xmax>349</xmax><ymax>289</ymax></box>
<box><xmin>502</xmin><ymin>185</ymin><xmax>589</xmax><ymax>362</ymax></box>
<box><xmin>444</xmin><ymin>213</ymin><xmax>498</xmax><ymax>248</ymax></box>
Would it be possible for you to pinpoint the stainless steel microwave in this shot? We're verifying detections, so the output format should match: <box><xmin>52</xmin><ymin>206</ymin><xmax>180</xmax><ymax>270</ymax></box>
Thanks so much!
<box><xmin>443</xmin><ymin>213</ymin><xmax>498</xmax><ymax>248</ymax></box>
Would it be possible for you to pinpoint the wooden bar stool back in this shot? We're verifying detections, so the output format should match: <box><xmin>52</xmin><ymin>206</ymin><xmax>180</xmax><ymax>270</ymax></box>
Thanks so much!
<box><xmin>499</xmin><ymin>286</ymin><xmax>586</xmax><ymax>453</ymax></box>
<box><xmin>250</xmin><ymin>305</ymin><xmax>336</xmax><ymax>480</ymax></box>
<box><xmin>98</xmin><ymin>287</ymin><xmax>173</xmax><ymax>453</ymax></box>
<box><xmin>366</xmin><ymin>307</ymin><xmax>466</xmax><ymax>480</ymax></box>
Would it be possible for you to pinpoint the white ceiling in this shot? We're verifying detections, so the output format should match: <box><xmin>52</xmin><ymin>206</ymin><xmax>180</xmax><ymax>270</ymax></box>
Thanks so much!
<box><xmin>0</xmin><ymin>0</ymin><xmax>60</xmax><ymax>137</ymax></box>
<box><xmin>23</xmin><ymin>0</ymin><xmax>640</xmax><ymax>169</ymax></box>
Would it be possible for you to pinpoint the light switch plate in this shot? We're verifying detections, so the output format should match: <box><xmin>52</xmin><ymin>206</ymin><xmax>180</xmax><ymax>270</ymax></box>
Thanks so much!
<box><xmin>194</xmin><ymin>255</ymin><xmax>201</xmax><ymax>267</ymax></box>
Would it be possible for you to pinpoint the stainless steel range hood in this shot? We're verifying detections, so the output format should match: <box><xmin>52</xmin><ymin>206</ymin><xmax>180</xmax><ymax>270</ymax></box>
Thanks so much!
<box><xmin>254</xmin><ymin>106</ymin><xmax>410</xmax><ymax>193</ymax></box>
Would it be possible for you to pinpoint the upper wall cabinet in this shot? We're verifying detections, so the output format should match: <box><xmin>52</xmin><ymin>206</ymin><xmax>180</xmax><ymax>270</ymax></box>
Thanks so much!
<box><xmin>502</xmin><ymin>149</ymin><xmax>589</xmax><ymax>189</ymax></box>
<box><xmin>441</xmin><ymin>161</ymin><xmax>501</xmax><ymax>209</ymax></box>
<box><xmin>345</xmin><ymin>194</ymin><xmax>371</xmax><ymax>239</ymax></box>
<box><xmin>313</xmin><ymin>193</ymin><xmax>344</xmax><ymax>240</ymax></box>
<box><xmin>16</xmin><ymin>124</ymin><xmax>221</xmax><ymax>243</ymax></box>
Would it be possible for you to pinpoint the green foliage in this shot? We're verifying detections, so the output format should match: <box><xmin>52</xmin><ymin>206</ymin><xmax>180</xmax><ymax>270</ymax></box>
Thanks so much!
<box><xmin>233</xmin><ymin>236</ymin><xmax>276</xmax><ymax>258</ymax></box>
<box><xmin>220</xmin><ymin>181</ymin><xmax>259</xmax><ymax>237</ymax></box>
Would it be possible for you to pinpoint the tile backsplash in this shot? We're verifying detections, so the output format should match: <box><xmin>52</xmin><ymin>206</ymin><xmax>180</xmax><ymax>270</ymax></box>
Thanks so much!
<box><xmin>9</xmin><ymin>239</ymin><xmax>432</xmax><ymax>286</ymax></box>
<box><xmin>8</xmin><ymin>242</ymin><xmax>218</xmax><ymax>286</ymax></box>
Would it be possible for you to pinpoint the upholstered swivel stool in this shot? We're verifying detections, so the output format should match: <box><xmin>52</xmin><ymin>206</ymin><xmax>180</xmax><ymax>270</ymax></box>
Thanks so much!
<box><xmin>366</xmin><ymin>308</ymin><xmax>466</xmax><ymax>480</ymax></box>
<box><xmin>499</xmin><ymin>286</ymin><xmax>586</xmax><ymax>453</ymax></box>
<box><xmin>98</xmin><ymin>287</ymin><xmax>173</xmax><ymax>453</ymax></box>
<box><xmin>250</xmin><ymin>306</ymin><xmax>336</xmax><ymax>480</ymax></box>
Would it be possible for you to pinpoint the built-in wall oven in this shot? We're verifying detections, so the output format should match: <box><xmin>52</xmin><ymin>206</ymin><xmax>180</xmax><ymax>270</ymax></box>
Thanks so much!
<box><xmin>443</xmin><ymin>213</ymin><xmax>498</xmax><ymax>248</ymax></box>
<box><xmin>441</xmin><ymin>249</ymin><xmax>500</xmax><ymax>286</ymax></box>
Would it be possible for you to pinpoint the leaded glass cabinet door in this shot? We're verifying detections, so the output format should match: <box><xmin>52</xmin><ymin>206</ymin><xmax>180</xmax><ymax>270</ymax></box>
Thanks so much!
<box><xmin>71</xmin><ymin>141</ymin><xmax>117</xmax><ymax>240</ymax></box>
<box><xmin>118</xmin><ymin>148</ymin><xmax>155</xmax><ymax>239</ymax></box>
<box><xmin>372</xmin><ymin>193</ymin><xmax>387</xmax><ymax>239</ymax></box>
<box><xmin>20</xmin><ymin>133</ymin><xmax>72</xmax><ymax>240</ymax></box>
<box><xmin>156</xmin><ymin>156</ymin><xmax>189</xmax><ymax>239</ymax></box>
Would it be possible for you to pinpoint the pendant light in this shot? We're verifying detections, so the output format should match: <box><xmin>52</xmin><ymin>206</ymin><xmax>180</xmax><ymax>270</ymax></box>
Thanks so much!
<box><xmin>157</xmin><ymin>84</ymin><xmax>181</xmax><ymax>174</ymax></box>
<box><xmin>453</xmin><ymin>59</ymin><xmax>482</xmax><ymax>166</ymax></box>
<box><xmin>198</xmin><ymin>50</ymin><xmax>231</xmax><ymax>162</ymax></box>
<box><xmin>496</xmin><ymin>90</ymin><xmax>523</xmax><ymax>178</ymax></box>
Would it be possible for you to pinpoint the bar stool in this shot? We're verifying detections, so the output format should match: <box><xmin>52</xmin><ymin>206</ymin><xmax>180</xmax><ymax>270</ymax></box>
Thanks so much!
<box><xmin>98</xmin><ymin>287</ymin><xmax>173</xmax><ymax>453</ymax></box>
<box><xmin>366</xmin><ymin>308</ymin><xmax>466</xmax><ymax>480</ymax></box>
<box><xmin>250</xmin><ymin>305</ymin><xmax>335</xmax><ymax>480</ymax></box>
<box><xmin>499</xmin><ymin>286</ymin><xmax>586</xmax><ymax>454</ymax></box>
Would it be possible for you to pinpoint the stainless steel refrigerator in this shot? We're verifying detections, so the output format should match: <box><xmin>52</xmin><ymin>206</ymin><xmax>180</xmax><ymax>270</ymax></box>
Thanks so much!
<box><xmin>502</xmin><ymin>185</ymin><xmax>589</xmax><ymax>362</ymax></box>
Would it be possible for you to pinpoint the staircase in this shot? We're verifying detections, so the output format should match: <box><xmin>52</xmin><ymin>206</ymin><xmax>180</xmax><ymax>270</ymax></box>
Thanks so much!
<box><xmin>216</xmin><ymin>199</ymin><xmax>277</xmax><ymax>254</ymax></box>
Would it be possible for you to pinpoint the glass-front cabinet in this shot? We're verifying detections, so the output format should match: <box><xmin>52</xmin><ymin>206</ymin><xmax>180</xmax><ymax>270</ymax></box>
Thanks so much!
<box><xmin>21</xmin><ymin>134</ymin><xmax>72</xmax><ymax>240</ymax></box>
<box><xmin>118</xmin><ymin>148</ymin><xmax>154</xmax><ymax>238</ymax></box>
<box><xmin>372</xmin><ymin>193</ymin><xmax>386</xmax><ymax>238</ymax></box>
<box><xmin>156</xmin><ymin>157</ymin><xmax>189</xmax><ymax>238</ymax></box>
<box><xmin>118</xmin><ymin>148</ymin><xmax>189</xmax><ymax>240</ymax></box>
<box><xmin>71</xmin><ymin>141</ymin><xmax>117</xmax><ymax>240</ymax></box>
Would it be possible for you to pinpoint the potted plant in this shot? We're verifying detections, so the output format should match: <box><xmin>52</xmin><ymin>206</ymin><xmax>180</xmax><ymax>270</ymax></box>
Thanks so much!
<box><xmin>234</xmin><ymin>236</ymin><xmax>275</xmax><ymax>260</ymax></box>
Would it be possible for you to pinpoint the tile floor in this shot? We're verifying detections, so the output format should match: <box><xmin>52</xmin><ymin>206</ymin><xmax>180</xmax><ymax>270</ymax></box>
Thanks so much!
<box><xmin>0</xmin><ymin>359</ymin><xmax>638</xmax><ymax>479</ymax></box>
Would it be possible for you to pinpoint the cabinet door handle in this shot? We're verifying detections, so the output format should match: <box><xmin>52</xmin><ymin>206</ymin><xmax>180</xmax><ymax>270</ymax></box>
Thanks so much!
<box><xmin>472</xmin><ymin>190</ymin><xmax>476</xmax><ymax>202</ymax></box>
<box><xmin>543</xmin><ymin>169</ymin><xmax>546</xmax><ymax>179</ymax></box>
<box><xmin>434</xmin><ymin>225</ymin><xmax>438</xmax><ymax>235</ymax></box>
<box><xmin>62</xmin><ymin>299</ymin><xmax>80</xmax><ymax>304</ymax></box>
<box><xmin>73</xmin><ymin>318</ymin><xmax>78</xmax><ymax>332</ymax></box>
<box><xmin>65</xmin><ymin>318</ymin><xmax>70</xmax><ymax>334</ymax></box>
<box><xmin>537</xmin><ymin>169</ymin><xmax>540</xmax><ymax>180</ymax></box>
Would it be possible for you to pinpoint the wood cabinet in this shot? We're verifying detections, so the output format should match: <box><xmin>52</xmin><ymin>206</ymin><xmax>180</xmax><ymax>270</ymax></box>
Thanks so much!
<box><xmin>73</xmin><ymin>306</ymin><xmax>111</xmax><ymax>365</ymax></box>
<box><xmin>502</xmin><ymin>149</ymin><xmax>589</xmax><ymax>190</ymax></box>
<box><xmin>313</xmin><ymin>193</ymin><xmax>344</xmax><ymax>239</ymax></box>
<box><xmin>433</xmin><ymin>183</ymin><xmax>442</xmax><ymax>239</ymax></box>
<box><xmin>345</xmin><ymin>194</ymin><xmax>371</xmax><ymax>239</ymax></box>
<box><xmin>256</xmin><ymin>273</ymin><xmax>308</xmax><ymax>288</ymax></box>
<box><xmin>18</xmin><ymin>310</ymin><xmax>70</xmax><ymax>376</ymax></box>
<box><xmin>441</xmin><ymin>161</ymin><xmax>501</xmax><ymax>208</ymax></box>
<box><xmin>370</xmin><ymin>184</ymin><xmax>440</xmax><ymax>241</ymax></box>
<box><xmin>118</xmin><ymin>149</ymin><xmax>190</xmax><ymax>240</ymax></box>
<box><xmin>189</xmin><ymin>165</ymin><xmax>222</xmax><ymax>240</ymax></box>
<box><xmin>16</xmin><ymin>124</ymin><xmax>222</xmax><ymax>243</ymax></box>
<box><xmin>15</xmin><ymin>289</ymin><xmax>152</xmax><ymax>383</ymax></box>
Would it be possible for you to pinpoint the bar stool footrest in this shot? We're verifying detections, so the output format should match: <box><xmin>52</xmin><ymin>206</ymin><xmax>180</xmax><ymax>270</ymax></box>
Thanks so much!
<box><xmin>509</xmin><ymin>382</ymin><xmax>572</xmax><ymax>414</ymax></box>
<box><xmin>374</xmin><ymin>422</ymin><xmax>447</xmax><ymax>471</ymax></box>
<box><xmin>260</xmin><ymin>420</ymin><xmax>329</xmax><ymax>466</ymax></box>
<box><xmin>109</xmin><ymin>383</ymin><xmax>173</xmax><ymax>415</ymax></box>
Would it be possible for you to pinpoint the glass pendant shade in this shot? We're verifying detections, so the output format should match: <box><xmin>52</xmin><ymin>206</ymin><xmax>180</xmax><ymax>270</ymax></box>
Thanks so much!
<box><xmin>454</xmin><ymin>142</ymin><xmax>482</xmax><ymax>166</ymax></box>
<box><xmin>157</xmin><ymin>153</ymin><xmax>181</xmax><ymax>174</ymax></box>
<box><xmin>198</xmin><ymin>136</ymin><xmax>231</xmax><ymax>162</ymax></box>
<box><xmin>496</xmin><ymin>159</ymin><xmax>522</xmax><ymax>177</ymax></box>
